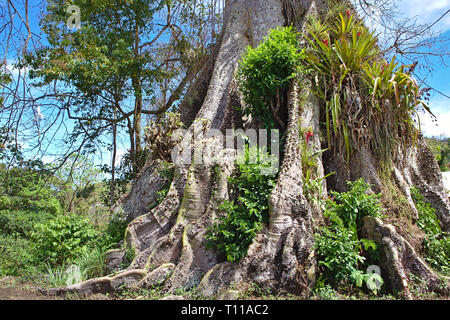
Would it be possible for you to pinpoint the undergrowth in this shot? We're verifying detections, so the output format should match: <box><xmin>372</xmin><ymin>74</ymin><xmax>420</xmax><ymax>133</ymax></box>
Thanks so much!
<box><xmin>315</xmin><ymin>179</ymin><xmax>384</xmax><ymax>295</ymax></box>
<box><xmin>411</xmin><ymin>187</ymin><xmax>449</xmax><ymax>276</ymax></box>
<box><xmin>205</xmin><ymin>146</ymin><xmax>277</xmax><ymax>262</ymax></box>
<box><xmin>237</xmin><ymin>26</ymin><xmax>307</xmax><ymax>129</ymax></box>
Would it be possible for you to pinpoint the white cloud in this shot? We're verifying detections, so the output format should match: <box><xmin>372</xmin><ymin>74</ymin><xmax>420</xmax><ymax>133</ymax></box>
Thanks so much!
<box><xmin>114</xmin><ymin>148</ymin><xmax>128</xmax><ymax>165</ymax></box>
<box><xmin>356</xmin><ymin>0</ymin><xmax>450</xmax><ymax>33</ymax></box>
<box><xmin>398</xmin><ymin>0</ymin><xmax>450</xmax><ymax>31</ymax></box>
<box><xmin>41</xmin><ymin>155</ymin><xmax>57</xmax><ymax>164</ymax></box>
<box><xmin>4</xmin><ymin>59</ymin><xmax>30</xmax><ymax>79</ymax></box>
<box><xmin>419</xmin><ymin>98</ymin><xmax>450</xmax><ymax>138</ymax></box>
<box><xmin>442</xmin><ymin>172</ymin><xmax>450</xmax><ymax>190</ymax></box>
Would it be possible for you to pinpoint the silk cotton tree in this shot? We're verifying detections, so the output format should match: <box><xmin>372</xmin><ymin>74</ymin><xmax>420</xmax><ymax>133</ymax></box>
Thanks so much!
<box><xmin>46</xmin><ymin>0</ymin><xmax>449</xmax><ymax>299</ymax></box>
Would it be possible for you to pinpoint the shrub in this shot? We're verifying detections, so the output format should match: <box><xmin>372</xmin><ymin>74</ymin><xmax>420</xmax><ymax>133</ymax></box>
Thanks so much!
<box><xmin>315</xmin><ymin>225</ymin><xmax>366</xmax><ymax>284</ymax></box>
<box><xmin>411</xmin><ymin>187</ymin><xmax>449</xmax><ymax>275</ymax></box>
<box><xmin>0</xmin><ymin>209</ymin><xmax>54</xmax><ymax>239</ymax></box>
<box><xmin>237</xmin><ymin>26</ymin><xmax>306</xmax><ymax>129</ymax></box>
<box><xmin>101</xmin><ymin>209</ymin><xmax>129</xmax><ymax>250</ymax></box>
<box><xmin>205</xmin><ymin>147</ymin><xmax>277</xmax><ymax>262</ymax></box>
<box><xmin>0</xmin><ymin>165</ymin><xmax>64</xmax><ymax>276</ymax></box>
<box><xmin>315</xmin><ymin>179</ymin><xmax>384</xmax><ymax>294</ymax></box>
<box><xmin>0</xmin><ymin>236</ymin><xmax>37</xmax><ymax>276</ymax></box>
<box><xmin>0</xmin><ymin>167</ymin><xmax>62</xmax><ymax>215</ymax></box>
<box><xmin>325</xmin><ymin>179</ymin><xmax>383</xmax><ymax>232</ymax></box>
<box><xmin>30</xmin><ymin>214</ymin><xmax>99</xmax><ymax>267</ymax></box>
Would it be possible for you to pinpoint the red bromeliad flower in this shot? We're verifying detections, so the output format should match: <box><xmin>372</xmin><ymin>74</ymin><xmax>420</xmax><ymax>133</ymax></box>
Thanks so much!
<box><xmin>357</xmin><ymin>31</ymin><xmax>362</xmax><ymax>37</ymax></box>
<box><xmin>322</xmin><ymin>38</ymin><xmax>329</xmax><ymax>47</ymax></box>
<box><xmin>305</xmin><ymin>130</ymin><xmax>314</xmax><ymax>144</ymax></box>
<box><xmin>346</xmin><ymin>9</ymin><xmax>351</xmax><ymax>19</ymax></box>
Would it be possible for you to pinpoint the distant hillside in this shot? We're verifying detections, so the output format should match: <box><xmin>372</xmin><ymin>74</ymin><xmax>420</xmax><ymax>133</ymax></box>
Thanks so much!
<box><xmin>425</xmin><ymin>137</ymin><xmax>450</xmax><ymax>172</ymax></box>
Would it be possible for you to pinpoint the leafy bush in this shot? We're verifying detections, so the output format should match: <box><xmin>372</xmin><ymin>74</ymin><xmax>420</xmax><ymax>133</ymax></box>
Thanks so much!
<box><xmin>237</xmin><ymin>26</ymin><xmax>306</xmax><ymax>129</ymax></box>
<box><xmin>0</xmin><ymin>210</ymin><xmax>54</xmax><ymax>239</ymax></box>
<box><xmin>325</xmin><ymin>179</ymin><xmax>383</xmax><ymax>232</ymax></box>
<box><xmin>30</xmin><ymin>214</ymin><xmax>100</xmax><ymax>267</ymax></box>
<box><xmin>315</xmin><ymin>225</ymin><xmax>381</xmax><ymax>292</ymax></box>
<box><xmin>0</xmin><ymin>165</ymin><xmax>64</xmax><ymax>276</ymax></box>
<box><xmin>100</xmin><ymin>210</ymin><xmax>129</xmax><ymax>250</ymax></box>
<box><xmin>155</xmin><ymin>162</ymin><xmax>175</xmax><ymax>206</ymax></box>
<box><xmin>205</xmin><ymin>147</ymin><xmax>277</xmax><ymax>262</ymax></box>
<box><xmin>315</xmin><ymin>226</ymin><xmax>365</xmax><ymax>284</ymax></box>
<box><xmin>0</xmin><ymin>167</ymin><xmax>62</xmax><ymax>216</ymax></box>
<box><xmin>0</xmin><ymin>236</ymin><xmax>38</xmax><ymax>276</ymax></box>
<box><xmin>411</xmin><ymin>187</ymin><xmax>449</xmax><ymax>275</ymax></box>
<box><xmin>315</xmin><ymin>179</ymin><xmax>384</xmax><ymax>294</ymax></box>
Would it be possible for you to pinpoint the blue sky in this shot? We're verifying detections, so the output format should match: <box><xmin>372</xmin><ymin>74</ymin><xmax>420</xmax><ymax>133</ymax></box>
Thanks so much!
<box><xmin>2</xmin><ymin>0</ymin><xmax>449</xmax><ymax>169</ymax></box>
<box><xmin>368</xmin><ymin>0</ymin><xmax>450</xmax><ymax>137</ymax></box>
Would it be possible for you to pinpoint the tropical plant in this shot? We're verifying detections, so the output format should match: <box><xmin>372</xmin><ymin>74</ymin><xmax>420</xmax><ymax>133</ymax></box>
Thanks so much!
<box><xmin>237</xmin><ymin>26</ymin><xmax>307</xmax><ymax>129</ymax></box>
<box><xmin>30</xmin><ymin>214</ymin><xmax>99</xmax><ymax>267</ymax></box>
<box><xmin>325</xmin><ymin>179</ymin><xmax>383</xmax><ymax>232</ymax></box>
<box><xmin>305</xmin><ymin>11</ymin><xmax>432</xmax><ymax>163</ymax></box>
<box><xmin>144</xmin><ymin>112</ymin><xmax>183</xmax><ymax>162</ymax></box>
<box><xmin>315</xmin><ymin>179</ymin><xmax>384</xmax><ymax>294</ymax></box>
<box><xmin>205</xmin><ymin>146</ymin><xmax>277</xmax><ymax>262</ymax></box>
<box><xmin>299</xmin><ymin>127</ymin><xmax>334</xmax><ymax>204</ymax></box>
<box><xmin>411</xmin><ymin>187</ymin><xmax>449</xmax><ymax>275</ymax></box>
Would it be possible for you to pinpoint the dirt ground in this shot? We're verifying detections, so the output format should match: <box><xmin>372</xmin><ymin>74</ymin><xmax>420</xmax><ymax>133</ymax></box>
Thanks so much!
<box><xmin>0</xmin><ymin>277</ymin><xmax>111</xmax><ymax>300</ymax></box>
<box><xmin>0</xmin><ymin>277</ymin><xmax>58</xmax><ymax>300</ymax></box>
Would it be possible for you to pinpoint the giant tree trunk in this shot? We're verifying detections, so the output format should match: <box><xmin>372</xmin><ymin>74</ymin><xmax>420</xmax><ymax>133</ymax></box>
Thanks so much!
<box><xmin>47</xmin><ymin>0</ymin><xmax>449</xmax><ymax>299</ymax></box>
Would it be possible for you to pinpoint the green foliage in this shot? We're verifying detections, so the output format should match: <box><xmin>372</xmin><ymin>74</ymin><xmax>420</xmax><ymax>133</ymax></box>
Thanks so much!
<box><xmin>0</xmin><ymin>236</ymin><xmax>37</xmax><ymax>277</ymax></box>
<box><xmin>305</xmin><ymin>11</ymin><xmax>430</xmax><ymax>163</ymax></box>
<box><xmin>315</xmin><ymin>226</ymin><xmax>366</xmax><ymax>284</ymax></box>
<box><xmin>23</xmin><ymin>0</ymin><xmax>211</xmax><ymax>184</ymax></box>
<box><xmin>326</xmin><ymin>179</ymin><xmax>383</xmax><ymax>232</ymax></box>
<box><xmin>425</xmin><ymin>137</ymin><xmax>450</xmax><ymax>172</ymax></box>
<box><xmin>101</xmin><ymin>210</ymin><xmax>129</xmax><ymax>250</ymax></box>
<box><xmin>411</xmin><ymin>187</ymin><xmax>449</xmax><ymax>275</ymax></box>
<box><xmin>50</xmin><ymin>154</ymin><xmax>107</xmax><ymax>217</ymax></box>
<box><xmin>155</xmin><ymin>162</ymin><xmax>175</xmax><ymax>206</ymax></box>
<box><xmin>299</xmin><ymin>127</ymin><xmax>335</xmax><ymax>204</ymax></box>
<box><xmin>75</xmin><ymin>246</ymin><xmax>107</xmax><ymax>280</ymax></box>
<box><xmin>315</xmin><ymin>179</ymin><xmax>384</xmax><ymax>294</ymax></box>
<box><xmin>30</xmin><ymin>214</ymin><xmax>99</xmax><ymax>267</ymax></box>
<box><xmin>314</xmin><ymin>282</ymin><xmax>340</xmax><ymax>300</ymax></box>
<box><xmin>205</xmin><ymin>147</ymin><xmax>277</xmax><ymax>262</ymax></box>
<box><xmin>44</xmin><ymin>263</ymin><xmax>74</xmax><ymax>288</ymax></box>
<box><xmin>437</xmin><ymin>140</ymin><xmax>450</xmax><ymax>172</ymax></box>
<box><xmin>120</xmin><ymin>246</ymin><xmax>137</xmax><ymax>269</ymax></box>
<box><xmin>0</xmin><ymin>162</ymin><xmax>64</xmax><ymax>276</ymax></box>
<box><xmin>237</xmin><ymin>27</ymin><xmax>307</xmax><ymax>129</ymax></box>
<box><xmin>0</xmin><ymin>168</ymin><xmax>62</xmax><ymax>217</ymax></box>
<box><xmin>43</xmin><ymin>250</ymin><xmax>106</xmax><ymax>288</ymax></box>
